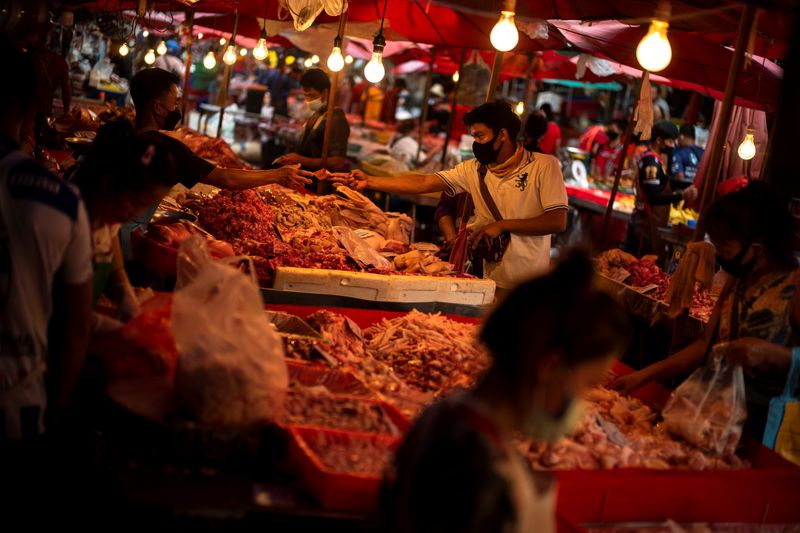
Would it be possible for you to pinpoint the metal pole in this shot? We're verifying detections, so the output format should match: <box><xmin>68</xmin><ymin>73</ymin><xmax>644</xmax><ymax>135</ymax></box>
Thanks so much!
<box><xmin>181</xmin><ymin>9</ymin><xmax>194</xmax><ymax>124</ymax></box>
<box><xmin>215</xmin><ymin>11</ymin><xmax>239</xmax><ymax>138</ymax></box>
<box><xmin>694</xmin><ymin>4</ymin><xmax>758</xmax><ymax>238</ymax></box>
<box><xmin>486</xmin><ymin>51</ymin><xmax>504</xmax><ymax>103</ymax></box>
<box><xmin>441</xmin><ymin>48</ymin><xmax>467</xmax><ymax>165</ymax></box>
<box><xmin>416</xmin><ymin>49</ymin><xmax>436</xmax><ymax>165</ymax></box>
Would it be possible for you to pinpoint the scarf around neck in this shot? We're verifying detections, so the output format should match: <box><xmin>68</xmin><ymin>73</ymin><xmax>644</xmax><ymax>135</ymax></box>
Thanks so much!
<box><xmin>488</xmin><ymin>143</ymin><xmax>528</xmax><ymax>178</ymax></box>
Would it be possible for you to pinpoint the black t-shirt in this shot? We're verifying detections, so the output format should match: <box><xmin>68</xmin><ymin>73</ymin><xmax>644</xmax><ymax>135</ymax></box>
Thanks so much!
<box><xmin>140</xmin><ymin>130</ymin><xmax>216</xmax><ymax>189</ymax></box>
<box><xmin>637</xmin><ymin>150</ymin><xmax>682</xmax><ymax>207</ymax></box>
<box><xmin>296</xmin><ymin>107</ymin><xmax>350</xmax><ymax>160</ymax></box>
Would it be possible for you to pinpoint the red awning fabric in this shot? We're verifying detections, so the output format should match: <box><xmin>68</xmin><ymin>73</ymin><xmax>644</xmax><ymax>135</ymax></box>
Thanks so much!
<box><xmin>552</xmin><ymin>20</ymin><xmax>783</xmax><ymax>111</ymax></box>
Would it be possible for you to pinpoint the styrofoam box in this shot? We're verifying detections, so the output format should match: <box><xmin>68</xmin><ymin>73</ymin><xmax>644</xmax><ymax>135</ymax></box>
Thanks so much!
<box><xmin>272</xmin><ymin>267</ymin><xmax>496</xmax><ymax>306</ymax></box>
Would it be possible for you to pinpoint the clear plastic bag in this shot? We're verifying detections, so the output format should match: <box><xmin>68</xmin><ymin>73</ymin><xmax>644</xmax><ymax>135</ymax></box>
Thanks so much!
<box><xmin>662</xmin><ymin>344</ymin><xmax>747</xmax><ymax>456</ymax></box>
<box><xmin>279</xmin><ymin>0</ymin><xmax>324</xmax><ymax>31</ymax></box>
<box><xmin>172</xmin><ymin>236</ymin><xmax>288</xmax><ymax>427</ymax></box>
<box><xmin>332</xmin><ymin>226</ymin><xmax>393</xmax><ymax>269</ymax></box>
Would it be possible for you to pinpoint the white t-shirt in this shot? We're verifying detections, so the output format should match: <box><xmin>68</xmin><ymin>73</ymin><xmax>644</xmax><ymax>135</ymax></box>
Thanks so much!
<box><xmin>0</xmin><ymin>146</ymin><xmax>92</xmax><ymax>440</ymax></box>
<box><xmin>437</xmin><ymin>152</ymin><xmax>568</xmax><ymax>288</ymax></box>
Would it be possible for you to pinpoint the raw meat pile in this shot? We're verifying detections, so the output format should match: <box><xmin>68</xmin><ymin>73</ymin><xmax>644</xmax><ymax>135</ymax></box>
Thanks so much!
<box><xmin>522</xmin><ymin>387</ymin><xmax>747</xmax><ymax>471</ymax></box>
<box><xmin>283</xmin><ymin>386</ymin><xmax>399</xmax><ymax>435</ymax></box>
<box><xmin>305</xmin><ymin>432</ymin><xmax>395</xmax><ymax>476</ymax></box>
<box><xmin>173</xmin><ymin>127</ymin><xmax>252</xmax><ymax>169</ymax></box>
<box><xmin>627</xmin><ymin>258</ymin><xmax>672</xmax><ymax>300</ymax></box>
<box><xmin>363</xmin><ymin>310</ymin><xmax>490</xmax><ymax>393</ymax></box>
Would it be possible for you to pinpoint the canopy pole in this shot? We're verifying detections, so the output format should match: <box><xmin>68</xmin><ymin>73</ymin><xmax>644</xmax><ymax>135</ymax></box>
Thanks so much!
<box><xmin>486</xmin><ymin>51</ymin><xmax>504</xmax><ymax>103</ymax></box>
<box><xmin>215</xmin><ymin>10</ymin><xmax>240</xmax><ymax>138</ymax></box>
<box><xmin>600</xmin><ymin>81</ymin><xmax>641</xmax><ymax>245</ymax></box>
<box><xmin>319</xmin><ymin>6</ymin><xmax>348</xmax><ymax>174</ymax></box>
<box><xmin>440</xmin><ymin>48</ymin><xmax>467</xmax><ymax>166</ymax></box>
<box><xmin>180</xmin><ymin>9</ymin><xmax>194</xmax><ymax>124</ymax></box>
<box><xmin>416</xmin><ymin>49</ymin><xmax>436</xmax><ymax>165</ymax></box>
<box><xmin>694</xmin><ymin>4</ymin><xmax>757</xmax><ymax>238</ymax></box>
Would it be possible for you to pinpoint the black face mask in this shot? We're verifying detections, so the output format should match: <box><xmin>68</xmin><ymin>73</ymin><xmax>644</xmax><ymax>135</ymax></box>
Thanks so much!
<box><xmin>661</xmin><ymin>145</ymin><xmax>674</xmax><ymax>158</ymax></box>
<box><xmin>162</xmin><ymin>108</ymin><xmax>183</xmax><ymax>131</ymax></box>
<box><xmin>472</xmin><ymin>133</ymin><xmax>502</xmax><ymax>165</ymax></box>
<box><xmin>606</xmin><ymin>130</ymin><xmax>620</xmax><ymax>141</ymax></box>
<box><xmin>716</xmin><ymin>243</ymin><xmax>756</xmax><ymax>278</ymax></box>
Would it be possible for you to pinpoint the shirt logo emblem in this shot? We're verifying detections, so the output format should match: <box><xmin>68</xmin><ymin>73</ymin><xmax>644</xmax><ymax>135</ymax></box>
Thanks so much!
<box><xmin>515</xmin><ymin>172</ymin><xmax>529</xmax><ymax>192</ymax></box>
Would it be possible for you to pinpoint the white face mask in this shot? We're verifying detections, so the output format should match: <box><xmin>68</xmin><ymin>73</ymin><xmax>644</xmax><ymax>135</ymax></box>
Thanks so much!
<box><xmin>520</xmin><ymin>396</ymin><xmax>585</xmax><ymax>442</ymax></box>
<box><xmin>307</xmin><ymin>99</ymin><xmax>324</xmax><ymax>112</ymax></box>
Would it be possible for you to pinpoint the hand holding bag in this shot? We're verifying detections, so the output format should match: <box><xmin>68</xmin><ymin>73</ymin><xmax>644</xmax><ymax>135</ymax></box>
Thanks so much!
<box><xmin>468</xmin><ymin>165</ymin><xmax>511</xmax><ymax>265</ymax></box>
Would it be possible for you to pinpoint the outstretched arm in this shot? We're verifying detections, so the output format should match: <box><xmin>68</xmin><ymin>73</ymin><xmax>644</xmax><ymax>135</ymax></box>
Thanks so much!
<box><xmin>327</xmin><ymin>169</ymin><xmax>446</xmax><ymax>195</ymax></box>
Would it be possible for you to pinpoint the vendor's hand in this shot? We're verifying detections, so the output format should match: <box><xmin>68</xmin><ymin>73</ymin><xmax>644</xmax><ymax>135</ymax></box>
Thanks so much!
<box><xmin>277</xmin><ymin>164</ymin><xmax>313</xmax><ymax>189</ymax></box>
<box><xmin>608</xmin><ymin>371</ymin><xmax>649</xmax><ymax>394</ymax></box>
<box><xmin>682</xmin><ymin>185</ymin><xmax>699</xmax><ymax>203</ymax></box>
<box><xmin>274</xmin><ymin>152</ymin><xmax>305</xmax><ymax>166</ymax></box>
<box><xmin>469</xmin><ymin>221</ymin><xmax>504</xmax><ymax>250</ymax></box>
<box><xmin>329</xmin><ymin>169</ymin><xmax>368</xmax><ymax>191</ymax></box>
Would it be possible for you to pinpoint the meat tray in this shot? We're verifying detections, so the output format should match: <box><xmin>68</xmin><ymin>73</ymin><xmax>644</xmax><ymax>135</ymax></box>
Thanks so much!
<box><xmin>283</xmin><ymin>391</ymin><xmax>411</xmax><ymax>436</ymax></box>
<box><xmin>286</xmin><ymin>361</ymin><xmax>374</xmax><ymax>397</ymax></box>
<box><xmin>271</xmin><ymin>267</ymin><xmax>496</xmax><ymax>306</ymax></box>
<box><xmin>287</xmin><ymin>426</ymin><xmax>399</xmax><ymax>512</ymax></box>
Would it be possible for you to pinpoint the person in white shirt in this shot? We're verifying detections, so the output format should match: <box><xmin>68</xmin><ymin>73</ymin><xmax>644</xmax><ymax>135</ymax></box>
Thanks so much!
<box><xmin>0</xmin><ymin>40</ymin><xmax>93</xmax><ymax>442</ymax></box>
<box><xmin>326</xmin><ymin>101</ymin><xmax>568</xmax><ymax>294</ymax></box>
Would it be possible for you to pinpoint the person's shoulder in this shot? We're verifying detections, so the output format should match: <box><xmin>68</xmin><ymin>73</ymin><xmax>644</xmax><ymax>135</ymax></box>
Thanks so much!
<box><xmin>529</xmin><ymin>152</ymin><xmax>561</xmax><ymax>172</ymax></box>
<box><xmin>5</xmin><ymin>156</ymin><xmax>81</xmax><ymax>221</ymax></box>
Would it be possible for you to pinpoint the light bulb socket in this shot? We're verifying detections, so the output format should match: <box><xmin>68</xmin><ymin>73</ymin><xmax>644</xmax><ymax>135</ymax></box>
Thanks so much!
<box><xmin>333</xmin><ymin>35</ymin><xmax>342</xmax><ymax>49</ymax></box>
<box><xmin>372</xmin><ymin>32</ymin><xmax>386</xmax><ymax>54</ymax></box>
<box><xmin>259</xmin><ymin>28</ymin><xmax>267</xmax><ymax>40</ymax></box>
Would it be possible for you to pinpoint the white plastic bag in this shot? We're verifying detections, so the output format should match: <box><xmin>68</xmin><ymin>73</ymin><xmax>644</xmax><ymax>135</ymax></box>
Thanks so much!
<box><xmin>172</xmin><ymin>236</ymin><xmax>288</xmax><ymax>427</ymax></box>
<box><xmin>332</xmin><ymin>226</ymin><xmax>393</xmax><ymax>269</ymax></box>
<box><xmin>662</xmin><ymin>344</ymin><xmax>747</xmax><ymax>456</ymax></box>
<box><xmin>279</xmin><ymin>0</ymin><xmax>324</xmax><ymax>31</ymax></box>
<box><xmin>322</xmin><ymin>0</ymin><xmax>348</xmax><ymax>16</ymax></box>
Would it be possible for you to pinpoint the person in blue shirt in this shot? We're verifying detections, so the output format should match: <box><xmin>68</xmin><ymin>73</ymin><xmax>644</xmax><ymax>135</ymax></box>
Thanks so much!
<box><xmin>669</xmin><ymin>124</ymin><xmax>705</xmax><ymax>189</ymax></box>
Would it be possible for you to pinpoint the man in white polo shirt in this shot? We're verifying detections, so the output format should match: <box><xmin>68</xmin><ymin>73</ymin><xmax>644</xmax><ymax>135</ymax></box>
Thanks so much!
<box><xmin>328</xmin><ymin>101</ymin><xmax>568</xmax><ymax>294</ymax></box>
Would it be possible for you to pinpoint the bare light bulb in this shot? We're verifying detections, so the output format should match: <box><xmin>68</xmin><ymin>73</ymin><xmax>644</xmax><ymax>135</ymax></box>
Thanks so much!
<box><xmin>142</xmin><ymin>29</ymin><xmax>149</xmax><ymax>38</ymax></box>
<box><xmin>364</xmin><ymin>51</ymin><xmax>385</xmax><ymax>83</ymax></box>
<box><xmin>156</xmin><ymin>40</ymin><xmax>167</xmax><ymax>55</ymax></box>
<box><xmin>311</xmin><ymin>54</ymin><xmax>320</xmax><ymax>64</ymax></box>
<box><xmin>118</xmin><ymin>42</ymin><xmax>129</xmax><ymax>56</ymax></box>
<box><xmin>144</xmin><ymin>49</ymin><xmax>156</xmax><ymax>65</ymax></box>
<box><xmin>240</xmin><ymin>48</ymin><xmax>248</xmax><ymax>57</ymax></box>
<box><xmin>203</xmin><ymin>50</ymin><xmax>217</xmax><ymax>70</ymax></box>
<box><xmin>737</xmin><ymin>128</ymin><xmax>756</xmax><ymax>160</ymax></box>
<box><xmin>327</xmin><ymin>46</ymin><xmax>345</xmax><ymax>72</ymax></box>
<box><xmin>197</xmin><ymin>32</ymin><xmax>203</xmax><ymax>39</ymax></box>
<box><xmin>253</xmin><ymin>38</ymin><xmax>269</xmax><ymax>61</ymax></box>
<box><xmin>490</xmin><ymin>11</ymin><xmax>519</xmax><ymax>52</ymax></box>
<box><xmin>219</xmin><ymin>37</ymin><xmax>227</xmax><ymax>46</ymax></box>
<box><xmin>344</xmin><ymin>54</ymin><xmax>354</xmax><ymax>64</ymax></box>
<box><xmin>636</xmin><ymin>20</ymin><xmax>672</xmax><ymax>72</ymax></box>
<box><xmin>515</xmin><ymin>101</ymin><xmax>524</xmax><ymax>115</ymax></box>
<box><xmin>223</xmin><ymin>44</ymin><xmax>237</xmax><ymax>65</ymax></box>
<box><xmin>303</xmin><ymin>58</ymin><xmax>313</xmax><ymax>68</ymax></box>
<box><xmin>452</xmin><ymin>71</ymin><xmax>459</xmax><ymax>83</ymax></box>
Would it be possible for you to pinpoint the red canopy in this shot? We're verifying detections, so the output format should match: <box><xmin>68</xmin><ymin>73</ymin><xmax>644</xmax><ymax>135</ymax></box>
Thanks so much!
<box><xmin>552</xmin><ymin>20</ymin><xmax>783</xmax><ymax>110</ymax></box>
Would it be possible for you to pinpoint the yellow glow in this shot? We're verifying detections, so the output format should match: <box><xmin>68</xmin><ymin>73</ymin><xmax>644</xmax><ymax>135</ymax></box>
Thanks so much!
<box><xmin>240</xmin><ymin>48</ymin><xmax>248</xmax><ymax>57</ymax></box>
<box><xmin>344</xmin><ymin>54</ymin><xmax>354</xmax><ymax>64</ymax></box>
<box><xmin>156</xmin><ymin>40</ymin><xmax>167</xmax><ymax>55</ymax></box>
<box><xmin>452</xmin><ymin>71</ymin><xmax>459</xmax><ymax>83</ymax></box>
<box><xmin>311</xmin><ymin>54</ymin><xmax>320</xmax><ymax>64</ymax></box>
<box><xmin>286</xmin><ymin>55</ymin><xmax>296</xmax><ymax>65</ymax></box>
<box><xmin>118</xmin><ymin>42</ymin><xmax>129</xmax><ymax>56</ymax></box>
<box><xmin>737</xmin><ymin>128</ymin><xmax>756</xmax><ymax>160</ymax></box>
<box><xmin>219</xmin><ymin>37</ymin><xmax>227</xmax><ymax>46</ymax></box>
<box><xmin>144</xmin><ymin>49</ymin><xmax>156</xmax><ymax>65</ymax></box>
<box><xmin>253</xmin><ymin>38</ymin><xmax>269</xmax><ymax>61</ymax></box>
<box><xmin>223</xmin><ymin>44</ymin><xmax>237</xmax><ymax>65</ymax></box>
<box><xmin>515</xmin><ymin>101</ymin><xmax>524</xmax><ymax>115</ymax></box>
<box><xmin>364</xmin><ymin>51</ymin><xmax>385</xmax><ymax>83</ymax></box>
<box><xmin>142</xmin><ymin>29</ymin><xmax>149</xmax><ymax>38</ymax></box>
<box><xmin>197</xmin><ymin>32</ymin><xmax>203</xmax><ymax>39</ymax></box>
<box><xmin>327</xmin><ymin>46</ymin><xmax>345</xmax><ymax>72</ymax></box>
<box><xmin>203</xmin><ymin>50</ymin><xmax>217</xmax><ymax>69</ymax></box>
<box><xmin>636</xmin><ymin>20</ymin><xmax>672</xmax><ymax>72</ymax></box>
<box><xmin>490</xmin><ymin>11</ymin><xmax>519</xmax><ymax>52</ymax></box>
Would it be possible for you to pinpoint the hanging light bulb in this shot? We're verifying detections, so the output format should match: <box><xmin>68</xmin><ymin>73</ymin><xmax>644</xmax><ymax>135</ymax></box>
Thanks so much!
<box><xmin>144</xmin><ymin>49</ymin><xmax>156</xmax><ymax>65</ymax></box>
<box><xmin>203</xmin><ymin>50</ymin><xmax>217</xmax><ymax>70</ymax></box>
<box><xmin>490</xmin><ymin>10</ymin><xmax>519</xmax><ymax>52</ymax></box>
<box><xmin>240</xmin><ymin>48</ymin><xmax>248</xmax><ymax>57</ymax></box>
<box><xmin>253</xmin><ymin>29</ymin><xmax>269</xmax><ymax>61</ymax></box>
<box><xmin>452</xmin><ymin>71</ymin><xmax>459</xmax><ymax>83</ymax></box>
<box><xmin>364</xmin><ymin>33</ymin><xmax>386</xmax><ymax>84</ymax></box>
<box><xmin>142</xmin><ymin>29</ymin><xmax>149</xmax><ymax>38</ymax></box>
<box><xmin>303</xmin><ymin>58</ymin><xmax>313</xmax><ymax>68</ymax></box>
<box><xmin>737</xmin><ymin>128</ymin><xmax>757</xmax><ymax>160</ymax></box>
<box><xmin>636</xmin><ymin>19</ymin><xmax>672</xmax><ymax>72</ymax></box>
<box><xmin>327</xmin><ymin>37</ymin><xmax>345</xmax><ymax>72</ymax></box>
<box><xmin>515</xmin><ymin>101</ymin><xmax>524</xmax><ymax>115</ymax></box>
<box><xmin>197</xmin><ymin>32</ymin><xmax>203</xmax><ymax>39</ymax></box>
<box><xmin>118</xmin><ymin>42</ymin><xmax>129</xmax><ymax>56</ymax></box>
<box><xmin>156</xmin><ymin>40</ymin><xmax>167</xmax><ymax>55</ymax></box>
<box><xmin>345</xmin><ymin>54</ymin><xmax>354</xmax><ymax>64</ymax></box>
<box><xmin>223</xmin><ymin>44</ymin><xmax>237</xmax><ymax>65</ymax></box>
<box><xmin>219</xmin><ymin>37</ymin><xmax>227</xmax><ymax>46</ymax></box>
<box><xmin>311</xmin><ymin>54</ymin><xmax>320</xmax><ymax>64</ymax></box>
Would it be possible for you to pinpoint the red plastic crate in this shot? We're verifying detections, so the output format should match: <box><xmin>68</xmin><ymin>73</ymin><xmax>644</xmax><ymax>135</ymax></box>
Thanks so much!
<box><xmin>286</xmin><ymin>361</ymin><xmax>374</xmax><ymax>397</ymax></box>
<box><xmin>288</xmin><ymin>426</ymin><xmax>399</xmax><ymax>512</ymax></box>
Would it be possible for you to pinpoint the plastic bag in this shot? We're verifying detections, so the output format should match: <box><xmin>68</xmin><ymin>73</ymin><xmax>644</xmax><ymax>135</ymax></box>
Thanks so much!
<box><xmin>172</xmin><ymin>236</ymin><xmax>288</xmax><ymax>427</ymax></box>
<box><xmin>322</xmin><ymin>0</ymin><xmax>348</xmax><ymax>16</ymax></box>
<box><xmin>279</xmin><ymin>0</ymin><xmax>324</xmax><ymax>31</ymax></box>
<box><xmin>332</xmin><ymin>226</ymin><xmax>393</xmax><ymax>269</ymax></box>
<box><xmin>662</xmin><ymin>344</ymin><xmax>747</xmax><ymax>456</ymax></box>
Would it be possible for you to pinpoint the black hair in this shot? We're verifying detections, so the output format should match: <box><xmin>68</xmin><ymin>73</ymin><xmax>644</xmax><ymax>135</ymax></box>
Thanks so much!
<box><xmin>300</xmin><ymin>68</ymin><xmax>331</xmax><ymax>93</ymax></box>
<box><xmin>0</xmin><ymin>39</ymin><xmax>35</xmax><ymax>118</ymax></box>
<box><xmin>524</xmin><ymin>111</ymin><xmax>548</xmax><ymax>142</ymax></box>
<box><xmin>679</xmin><ymin>124</ymin><xmax>696</xmax><ymax>140</ymax></box>
<box><xmin>130</xmin><ymin>68</ymin><xmax>180</xmax><ymax>115</ymax></box>
<box><xmin>480</xmin><ymin>250</ymin><xmax>631</xmax><ymax>377</ymax></box>
<box><xmin>70</xmin><ymin>120</ymin><xmax>178</xmax><ymax>207</ymax></box>
<box><xmin>463</xmin><ymin>101</ymin><xmax>521</xmax><ymax>142</ymax></box>
<box><xmin>651</xmin><ymin>120</ymin><xmax>679</xmax><ymax>142</ymax></box>
<box><xmin>611</xmin><ymin>118</ymin><xmax>628</xmax><ymax>131</ymax></box>
<box><xmin>705</xmin><ymin>181</ymin><xmax>797</xmax><ymax>268</ymax></box>
<box><xmin>539</xmin><ymin>103</ymin><xmax>554</xmax><ymax>121</ymax></box>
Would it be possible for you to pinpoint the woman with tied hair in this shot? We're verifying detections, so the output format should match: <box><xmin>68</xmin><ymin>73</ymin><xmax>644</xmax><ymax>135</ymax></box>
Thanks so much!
<box><xmin>383</xmin><ymin>251</ymin><xmax>631</xmax><ymax>533</ymax></box>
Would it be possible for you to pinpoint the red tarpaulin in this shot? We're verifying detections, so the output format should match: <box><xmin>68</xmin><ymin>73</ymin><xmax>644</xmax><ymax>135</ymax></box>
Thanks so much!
<box><xmin>552</xmin><ymin>20</ymin><xmax>783</xmax><ymax>111</ymax></box>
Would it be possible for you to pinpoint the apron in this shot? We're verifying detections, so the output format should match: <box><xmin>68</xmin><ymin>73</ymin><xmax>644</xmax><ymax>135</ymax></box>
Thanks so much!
<box><xmin>0</xmin><ymin>150</ymin><xmax>49</xmax><ymax>440</ymax></box>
